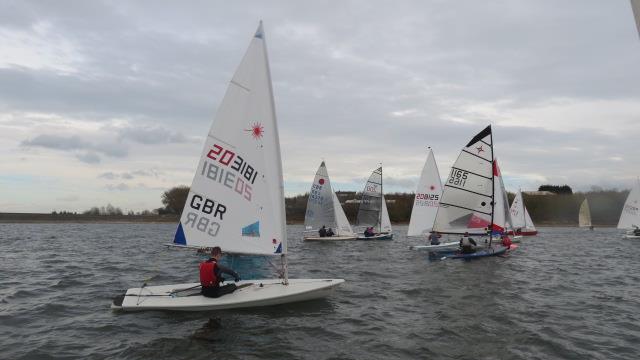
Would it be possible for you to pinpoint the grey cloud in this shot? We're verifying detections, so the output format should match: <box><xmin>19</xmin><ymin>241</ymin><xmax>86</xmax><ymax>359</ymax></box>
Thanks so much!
<box><xmin>98</xmin><ymin>172</ymin><xmax>118</xmax><ymax>179</ymax></box>
<box><xmin>76</xmin><ymin>152</ymin><xmax>101</xmax><ymax>164</ymax></box>
<box><xmin>105</xmin><ymin>183</ymin><xmax>129</xmax><ymax>191</ymax></box>
<box><xmin>115</xmin><ymin>125</ymin><xmax>189</xmax><ymax>145</ymax></box>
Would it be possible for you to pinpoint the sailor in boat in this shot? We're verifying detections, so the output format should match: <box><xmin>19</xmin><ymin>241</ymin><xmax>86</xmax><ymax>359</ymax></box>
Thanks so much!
<box><xmin>459</xmin><ymin>232</ymin><xmax>477</xmax><ymax>254</ymax></box>
<box><xmin>326</xmin><ymin>227</ymin><xmax>335</xmax><ymax>237</ymax></box>
<box><xmin>429</xmin><ymin>231</ymin><xmax>441</xmax><ymax>245</ymax></box>
<box><xmin>200</xmin><ymin>247</ymin><xmax>241</xmax><ymax>298</ymax></box>
<box><xmin>633</xmin><ymin>225</ymin><xmax>640</xmax><ymax>236</ymax></box>
<box><xmin>319</xmin><ymin>225</ymin><xmax>327</xmax><ymax>237</ymax></box>
<box><xmin>364</xmin><ymin>227</ymin><xmax>375</xmax><ymax>237</ymax></box>
<box><xmin>501</xmin><ymin>234</ymin><xmax>512</xmax><ymax>249</ymax></box>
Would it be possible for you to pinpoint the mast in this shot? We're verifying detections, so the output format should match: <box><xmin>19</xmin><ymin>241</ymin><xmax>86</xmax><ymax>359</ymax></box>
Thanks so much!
<box><xmin>379</xmin><ymin>165</ymin><xmax>383</xmax><ymax>233</ymax></box>
<box><xmin>260</xmin><ymin>21</ymin><xmax>288</xmax><ymax>285</ymax></box>
<box><xmin>489</xmin><ymin>127</ymin><xmax>495</xmax><ymax>247</ymax></box>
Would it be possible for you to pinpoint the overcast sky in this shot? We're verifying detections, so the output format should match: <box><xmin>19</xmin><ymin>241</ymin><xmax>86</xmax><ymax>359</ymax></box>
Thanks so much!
<box><xmin>1</xmin><ymin>0</ymin><xmax>639</xmax><ymax>213</ymax></box>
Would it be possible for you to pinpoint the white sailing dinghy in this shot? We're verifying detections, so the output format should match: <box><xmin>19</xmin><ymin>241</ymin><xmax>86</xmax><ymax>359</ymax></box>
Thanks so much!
<box><xmin>303</xmin><ymin>161</ymin><xmax>357</xmax><ymax>241</ymax></box>
<box><xmin>491</xmin><ymin>159</ymin><xmax>520</xmax><ymax>243</ymax></box>
<box><xmin>578</xmin><ymin>198</ymin><xmax>593</xmax><ymax>230</ymax></box>
<box><xmin>618</xmin><ymin>178</ymin><xmax>640</xmax><ymax>239</ymax></box>
<box><xmin>356</xmin><ymin>167</ymin><xmax>393</xmax><ymax>240</ymax></box>
<box><xmin>407</xmin><ymin>148</ymin><xmax>457</xmax><ymax>251</ymax></box>
<box><xmin>432</xmin><ymin>125</ymin><xmax>508</xmax><ymax>259</ymax></box>
<box><xmin>112</xmin><ymin>23</ymin><xmax>343</xmax><ymax>312</ymax></box>
<box><xmin>508</xmin><ymin>189</ymin><xmax>538</xmax><ymax>236</ymax></box>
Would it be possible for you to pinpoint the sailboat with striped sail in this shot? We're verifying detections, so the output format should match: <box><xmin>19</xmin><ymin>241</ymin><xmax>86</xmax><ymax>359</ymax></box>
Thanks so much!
<box><xmin>433</xmin><ymin>125</ymin><xmax>508</xmax><ymax>259</ymax></box>
<box><xmin>112</xmin><ymin>22</ymin><xmax>343</xmax><ymax>312</ymax></box>
<box><xmin>356</xmin><ymin>167</ymin><xmax>393</xmax><ymax>240</ymax></box>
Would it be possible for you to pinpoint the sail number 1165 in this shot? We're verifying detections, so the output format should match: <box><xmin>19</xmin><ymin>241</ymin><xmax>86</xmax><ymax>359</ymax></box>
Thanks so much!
<box><xmin>448</xmin><ymin>169</ymin><xmax>468</xmax><ymax>187</ymax></box>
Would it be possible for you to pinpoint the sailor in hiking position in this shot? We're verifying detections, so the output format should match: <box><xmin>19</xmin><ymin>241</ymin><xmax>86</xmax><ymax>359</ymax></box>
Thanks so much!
<box><xmin>200</xmin><ymin>246</ymin><xmax>241</xmax><ymax>298</ymax></box>
<box><xmin>459</xmin><ymin>232</ymin><xmax>477</xmax><ymax>254</ymax></box>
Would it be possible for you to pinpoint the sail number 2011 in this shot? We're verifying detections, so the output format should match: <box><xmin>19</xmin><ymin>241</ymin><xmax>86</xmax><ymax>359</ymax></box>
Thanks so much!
<box><xmin>448</xmin><ymin>169</ymin><xmax>468</xmax><ymax>187</ymax></box>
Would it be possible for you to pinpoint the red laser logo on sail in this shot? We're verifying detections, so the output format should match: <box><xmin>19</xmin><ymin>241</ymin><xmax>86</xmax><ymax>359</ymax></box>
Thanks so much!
<box><xmin>246</xmin><ymin>122</ymin><xmax>264</xmax><ymax>139</ymax></box>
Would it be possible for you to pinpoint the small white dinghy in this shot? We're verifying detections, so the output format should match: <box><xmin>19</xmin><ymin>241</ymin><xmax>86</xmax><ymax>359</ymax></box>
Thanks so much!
<box><xmin>112</xmin><ymin>22</ymin><xmax>344</xmax><ymax>312</ymax></box>
<box><xmin>407</xmin><ymin>148</ymin><xmax>458</xmax><ymax>251</ymax></box>
<box><xmin>303</xmin><ymin>161</ymin><xmax>357</xmax><ymax>241</ymax></box>
<box><xmin>618</xmin><ymin>178</ymin><xmax>640</xmax><ymax>239</ymax></box>
<box><xmin>508</xmin><ymin>190</ymin><xmax>538</xmax><ymax>236</ymax></box>
<box><xmin>355</xmin><ymin>167</ymin><xmax>393</xmax><ymax>240</ymax></box>
<box><xmin>579</xmin><ymin>198</ymin><xmax>594</xmax><ymax>230</ymax></box>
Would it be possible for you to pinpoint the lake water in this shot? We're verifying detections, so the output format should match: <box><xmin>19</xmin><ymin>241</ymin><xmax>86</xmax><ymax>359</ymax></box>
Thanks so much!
<box><xmin>1</xmin><ymin>224</ymin><xmax>639</xmax><ymax>359</ymax></box>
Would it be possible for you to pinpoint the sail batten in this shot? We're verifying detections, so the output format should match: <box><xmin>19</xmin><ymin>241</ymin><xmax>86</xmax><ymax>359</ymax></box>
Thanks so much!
<box><xmin>433</xmin><ymin>125</ymin><xmax>495</xmax><ymax>235</ymax></box>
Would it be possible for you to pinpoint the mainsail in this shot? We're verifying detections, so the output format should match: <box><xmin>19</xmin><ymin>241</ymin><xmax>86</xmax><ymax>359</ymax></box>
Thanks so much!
<box><xmin>578</xmin><ymin>199</ymin><xmax>592</xmax><ymax>227</ymax></box>
<box><xmin>617</xmin><ymin>179</ymin><xmax>640</xmax><ymax>229</ymax></box>
<box><xmin>356</xmin><ymin>167</ymin><xmax>384</xmax><ymax>231</ymax></box>
<box><xmin>407</xmin><ymin>148</ymin><xmax>443</xmax><ymax>237</ymax></box>
<box><xmin>304</xmin><ymin>162</ymin><xmax>337</xmax><ymax>232</ymax></box>
<box><xmin>172</xmin><ymin>22</ymin><xmax>286</xmax><ymax>256</ymax></box>
<box><xmin>303</xmin><ymin>161</ymin><xmax>354</xmax><ymax>236</ymax></box>
<box><xmin>631</xmin><ymin>0</ymin><xmax>640</xmax><ymax>38</ymax></box>
<box><xmin>433</xmin><ymin>125</ymin><xmax>494</xmax><ymax>236</ymax></box>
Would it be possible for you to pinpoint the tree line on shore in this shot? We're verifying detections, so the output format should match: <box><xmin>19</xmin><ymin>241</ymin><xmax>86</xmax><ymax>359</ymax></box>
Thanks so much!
<box><xmin>56</xmin><ymin>185</ymin><xmax>630</xmax><ymax>226</ymax></box>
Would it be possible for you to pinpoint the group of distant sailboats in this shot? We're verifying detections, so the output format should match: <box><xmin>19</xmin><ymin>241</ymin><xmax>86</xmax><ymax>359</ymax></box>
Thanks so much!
<box><xmin>303</xmin><ymin>164</ymin><xmax>393</xmax><ymax>241</ymax></box>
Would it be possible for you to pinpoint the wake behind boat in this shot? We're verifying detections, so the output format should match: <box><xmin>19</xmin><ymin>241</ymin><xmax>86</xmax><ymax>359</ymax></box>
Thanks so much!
<box><xmin>112</xmin><ymin>23</ymin><xmax>343</xmax><ymax>312</ymax></box>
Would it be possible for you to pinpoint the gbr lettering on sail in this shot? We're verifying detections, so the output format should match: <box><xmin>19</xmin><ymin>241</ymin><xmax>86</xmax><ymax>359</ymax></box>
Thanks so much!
<box><xmin>183</xmin><ymin>143</ymin><xmax>259</xmax><ymax>238</ymax></box>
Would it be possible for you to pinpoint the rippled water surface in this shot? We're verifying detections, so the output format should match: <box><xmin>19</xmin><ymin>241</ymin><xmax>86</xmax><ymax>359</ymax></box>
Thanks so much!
<box><xmin>1</xmin><ymin>224</ymin><xmax>639</xmax><ymax>359</ymax></box>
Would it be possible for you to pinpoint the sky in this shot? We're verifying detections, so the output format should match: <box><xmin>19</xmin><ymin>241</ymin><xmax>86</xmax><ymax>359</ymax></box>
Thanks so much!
<box><xmin>1</xmin><ymin>0</ymin><xmax>639</xmax><ymax>213</ymax></box>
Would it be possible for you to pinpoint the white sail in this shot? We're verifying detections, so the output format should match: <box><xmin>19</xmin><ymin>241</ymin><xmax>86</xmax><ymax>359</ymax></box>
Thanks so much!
<box><xmin>524</xmin><ymin>208</ymin><xmax>536</xmax><ymax>231</ymax></box>
<box><xmin>578</xmin><ymin>199</ymin><xmax>592</xmax><ymax>227</ymax></box>
<box><xmin>509</xmin><ymin>190</ymin><xmax>526</xmax><ymax>229</ymax></box>
<box><xmin>433</xmin><ymin>125</ymin><xmax>494</xmax><ymax>235</ymax></box>
<box><xmin>332</xmin><ymin>191</ymin><xmax>355</xmax><ymax>236</ymax></box>
<box><xmin>617</xmin><ymin>179</ymin><xmax>640</xmax><ymax>229</ymax></box>
<box><xmin>407</xmin><ymin>148</ymin><xmax>442</xmax><ymax>237</ymax></box>
<box><xmin>356</xmin><ymin>167</ymin><xmax>384</xmax><ymax>231</ymax></box>
<box><xmin>491</xmin><ymin>159</ymin><xmax>514</xmax><ymax>234</ymax></box>
<box><xmin>381</xmin><ymin>195</ymin><xmax>393</xmax><ymax>233</ymax></box>
<box><xmin>304</xmin><ymin>162</ymin><xmax>337</xmax><ymax>232</ymax></box>
<box><xmin>632</xmin><ymin>0</ymin><xmax>640</xmax><ymax>38</ymax></box>
<box><xmin>173</xmin><ymin>23</ymin><xmax>285</xmax><ymax>255</ymax></box>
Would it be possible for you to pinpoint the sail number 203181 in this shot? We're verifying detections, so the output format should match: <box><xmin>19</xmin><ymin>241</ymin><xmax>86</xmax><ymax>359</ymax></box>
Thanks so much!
<box><xmin>448</xmin><ymin>169</ymin><xmax>468</xmax><ymax>187</ymax></box>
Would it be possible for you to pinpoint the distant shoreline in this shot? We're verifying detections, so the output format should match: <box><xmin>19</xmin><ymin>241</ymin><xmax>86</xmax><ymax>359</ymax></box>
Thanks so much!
<box><xmin>0</xmin><ymin>213</ymin><xmax>617</xmax><ymax>227</ymax></box>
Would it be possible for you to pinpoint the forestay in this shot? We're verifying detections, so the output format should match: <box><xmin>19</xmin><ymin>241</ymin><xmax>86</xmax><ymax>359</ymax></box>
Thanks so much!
<box><xmin>433</xmin><ymin>125</ymin><xmax>494</xmax><ymax>235</ymax></box>
<box><xmin>356</xmin><ymin>167</ymin><xmax>384</xmax><ymax>230</ymax></box>
<box><xmin>617</xmin><ymin>179</ymin><xmax>640</xmax><ymax>229</ymax></box>
<box><xmin>172</xmin><ymin>23</ymin><xmax>286</xmax><ymax>256</ymax></box>
<box><xmin>407</xmin><ymin>148</ymin><xmax>442</xmax><ymax>237</ymax></box>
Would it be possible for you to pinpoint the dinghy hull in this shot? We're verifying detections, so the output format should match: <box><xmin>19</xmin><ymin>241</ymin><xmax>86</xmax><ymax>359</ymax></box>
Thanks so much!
<box><xmin>448</xmin><ymin>246</ymin><xmax>508</xmax><ymax>259</ymax></box>
<box><xmin>357</xmin><ymin>233</ymin><xmax>393</xmax><ymax>240</ymax></box>
<box><xmin>409</xmin><ymin>241</ymin><xmax>459</xmax><ymax>251</ymax></box>
<box><xmin>112</xmin><ymin>278</ymin><xmax>344</xmax><ymax>312</ymax></box>
<box><xmin>304</xmin><ymin>236</ymin><xmax>357</xmax><ymax>241</ymax></box>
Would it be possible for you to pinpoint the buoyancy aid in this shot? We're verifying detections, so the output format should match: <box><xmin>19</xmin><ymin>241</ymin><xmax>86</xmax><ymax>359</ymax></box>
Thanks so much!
<box><xmin>199</xmin><ymin>259</ymin><xmax>218</xmax><ymax>287</ymax></box>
